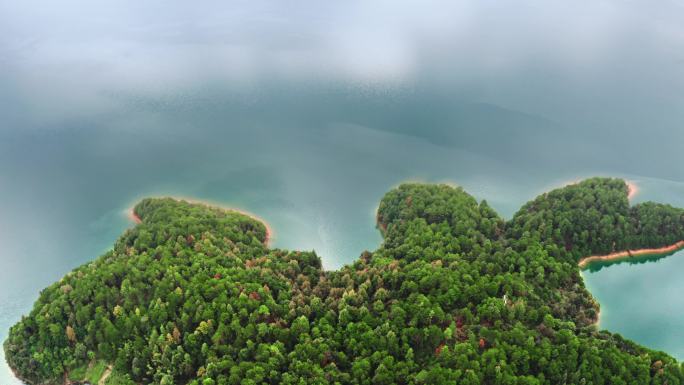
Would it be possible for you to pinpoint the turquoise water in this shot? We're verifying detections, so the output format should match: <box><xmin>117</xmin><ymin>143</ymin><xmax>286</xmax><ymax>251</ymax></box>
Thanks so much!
<box><xmin>2</xmin><ymin>1</ymin><xmax>684</xmax><ymax>382</ymax></box>
<box><xmin>583</xmin><ymin>250</ymin><xmax>684</xmax><ymax>358</ymax></box>
<box><xmin>582</xmin><ymin>180</ymin><xmax>684</xmax><ymax>359</ymax></box>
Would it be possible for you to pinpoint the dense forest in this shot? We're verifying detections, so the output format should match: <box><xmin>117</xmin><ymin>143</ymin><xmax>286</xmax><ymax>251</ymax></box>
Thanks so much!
<box><xmin>6</xmin><ymin>178</ymin><xmax>684</xmax><ymax>384</ymax></box>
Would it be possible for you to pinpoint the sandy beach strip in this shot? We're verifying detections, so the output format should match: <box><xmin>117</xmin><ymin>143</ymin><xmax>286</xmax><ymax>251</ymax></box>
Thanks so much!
<box><xmin>578</xmin><ymin>240</ymin><xmax>684</xmax><ymax>269</ymax></box>
<box><xmin>626</xmin><ymin>180</ymin><xmax>638</xmax><ymax>200</ymax></box>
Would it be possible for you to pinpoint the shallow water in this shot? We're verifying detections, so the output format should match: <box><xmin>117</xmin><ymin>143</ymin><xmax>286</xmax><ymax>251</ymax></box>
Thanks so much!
<box><xmin>583</xmin><ymin>247</ymin><xmax>684</xmax><ymax>358</ymax></box>
<box><xmin>2</xmin><ymin>0</ymin><xmax>684</xmax><ymax>382</ymax></box>
<box><xmin>582</xmin><ymin>179</ymin><xmax>684</xmax><ymax>359</ymax></box>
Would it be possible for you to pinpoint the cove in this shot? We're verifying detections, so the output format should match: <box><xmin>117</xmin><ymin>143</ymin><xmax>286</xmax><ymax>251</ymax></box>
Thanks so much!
<box><xmin>583</xmin><ymin>249</ymin><xmax>684</xmax><ymax>359</ymax></box>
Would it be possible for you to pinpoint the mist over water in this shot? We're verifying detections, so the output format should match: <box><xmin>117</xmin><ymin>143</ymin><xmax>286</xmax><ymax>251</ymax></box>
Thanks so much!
<box><xmin>2</xmin><ymin>0</ymin><xmax>684</xmax><ymax>382</ymax></box>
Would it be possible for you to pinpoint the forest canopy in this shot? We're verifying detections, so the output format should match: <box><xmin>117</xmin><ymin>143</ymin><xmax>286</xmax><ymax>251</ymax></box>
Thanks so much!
<box><xmin>6</xmin><ymin>178</ymin><xmax>684</xmax><ymax>385</ymax></box>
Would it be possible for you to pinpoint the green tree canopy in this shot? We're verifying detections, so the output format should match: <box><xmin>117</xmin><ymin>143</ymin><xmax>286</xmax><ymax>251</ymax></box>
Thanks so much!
<box><xmin>6</xmin><ymin>180</ymin><xmax>684</xmax><ymax>384</ymax></box>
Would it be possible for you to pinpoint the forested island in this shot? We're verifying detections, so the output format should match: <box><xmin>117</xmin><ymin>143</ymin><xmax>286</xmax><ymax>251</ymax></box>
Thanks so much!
<box><xmin>6</xmin><ymin>177</ymin><xmax>684</xmax><ymax>384</ymax></box>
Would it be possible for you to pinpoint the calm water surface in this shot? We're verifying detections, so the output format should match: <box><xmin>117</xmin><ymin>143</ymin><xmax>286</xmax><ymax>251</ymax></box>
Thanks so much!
<box><xmin>582</xmin><ymin>179</ymin><xmax>684</xmax><ymax>359</ymax></box>
<box><xmin>2</xmin><ymin>0</ymin><xmax>684</xmax><ymax>382</ymax></box>
<box><xmin>583</xmin><ymin>250</ymin><xmax>684</xmax><ymax>358</ymax></box>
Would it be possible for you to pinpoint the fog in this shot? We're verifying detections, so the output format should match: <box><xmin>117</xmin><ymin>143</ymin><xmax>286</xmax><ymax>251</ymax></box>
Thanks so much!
<box><xmin>2</xmin><ymin>0</ymin><xmax>683</xmax><ymax>130</ymax></box>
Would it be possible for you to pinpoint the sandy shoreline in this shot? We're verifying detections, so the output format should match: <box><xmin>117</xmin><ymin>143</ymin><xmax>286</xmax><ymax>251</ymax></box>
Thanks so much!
<box><xmin>562</xmin><ymin>179</ymin><xmax>638</xmax><ymax>201</ymax></box>
<box><xmin>126</xmin><ymin>197</ymin><xmax>273</xmax><ymax>247</ymax></box>
<box><xmin>626</xmin><ymin>180</ymin><xmax>638</xmax><ymax>200</ymax></box>
<box><xmin>127</xmin><ymin>207</ymin><xmax>142</xmax><ymax>224</ymax></box>
<box><xmin>578</xmin><ymin>240</ymin><xmax>684</xmax><ymax>269</ymax></box>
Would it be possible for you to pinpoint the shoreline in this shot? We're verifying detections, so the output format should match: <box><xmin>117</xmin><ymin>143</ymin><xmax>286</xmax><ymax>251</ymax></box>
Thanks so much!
<box><xmin>578</xmin><ymin>240</ymin><xmax>684</xmax><ymax>269</ymax></box>
<box><xmin>127</xmin><ymin>207</ymin><xmax>142</xmax><ymax>224</ymax></box>
<box><xmin>126</xmin><ymin>197</ymin><xmax>273</xmax><ymax>247</ymax></box>
<box><xmin>562</xmin><ymin>178</ymin><xmax>639</xmax><ymax>201</ymax></box>
<box><xmin>580</xmin><ymin>240</ymin><xmax>684</xmax><ymax>328</ymax></box>
<box><xmin>626</xmin><ymin>180</ymin><xmax>638</xmax><ymax>200</ymax></box>
<box><xmin>579</xmin><ymin>268</ymin><xmax>602</xmax><ymax>328</ymax></box>
<box><xmin>591</xmin><ymin>305</ymin><xmax>602</xmax><ymax>329</ymax></box>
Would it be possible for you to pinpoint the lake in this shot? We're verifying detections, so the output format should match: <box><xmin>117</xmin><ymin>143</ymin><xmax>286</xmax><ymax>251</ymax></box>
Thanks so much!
<box><xmin>2</xmin><ymin>0</ymin><xmax>684</xmax><ymax>383</ymax></box>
